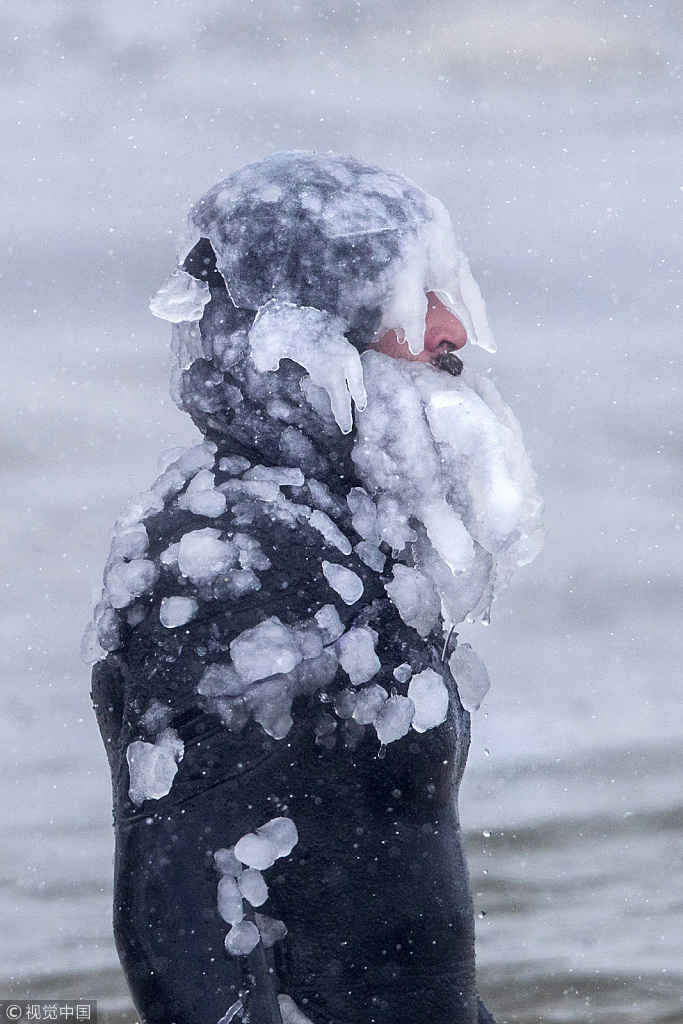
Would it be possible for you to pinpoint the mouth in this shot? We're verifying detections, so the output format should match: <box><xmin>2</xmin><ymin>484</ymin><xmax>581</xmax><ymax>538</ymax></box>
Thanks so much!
<box><xmin>432</xmin><ymin>350</ymin><xmax>464</xmax><ymax>377</ymax></box>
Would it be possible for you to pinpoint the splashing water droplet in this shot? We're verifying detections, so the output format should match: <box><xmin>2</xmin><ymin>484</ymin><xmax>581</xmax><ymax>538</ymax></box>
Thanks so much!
<box><xmin>377</xmin><ymin>744</ymin><xmax>387</xmax><ymax>760</ymax></box>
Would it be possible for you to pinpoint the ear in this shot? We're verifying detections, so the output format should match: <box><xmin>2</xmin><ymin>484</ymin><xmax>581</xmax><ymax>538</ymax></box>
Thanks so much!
<box><xmin>248</xmin><ymin>300</ymin><xmax>367</xmax><ymax>435</ymax></box>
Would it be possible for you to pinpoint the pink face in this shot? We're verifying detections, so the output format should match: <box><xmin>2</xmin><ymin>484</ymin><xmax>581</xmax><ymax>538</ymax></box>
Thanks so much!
<box><xmin>369</xmin><ymin>291</ymin><xmax>467</xmax><ymax>363</ymax></box>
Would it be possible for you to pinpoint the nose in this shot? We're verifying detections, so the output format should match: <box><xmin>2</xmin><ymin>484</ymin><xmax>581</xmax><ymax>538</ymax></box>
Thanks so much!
<box><xmin>423</xmin><ymin>292</ymin><xmax>467</xmax><ymax>355</ymax></box>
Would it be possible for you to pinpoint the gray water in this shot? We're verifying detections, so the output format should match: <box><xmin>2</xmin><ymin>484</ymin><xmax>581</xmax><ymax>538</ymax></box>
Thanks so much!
<box><xmin>1</xmin><ymin>1</ymin><xmax>682</xmax><ymax>1020</ymax></box>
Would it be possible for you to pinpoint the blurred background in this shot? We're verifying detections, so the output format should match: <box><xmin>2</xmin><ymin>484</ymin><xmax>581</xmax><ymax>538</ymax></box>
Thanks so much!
<box><xmin>1</xmin><ymin>0</ymin><xmax>681</xmax><ymax>1020</ymax></box>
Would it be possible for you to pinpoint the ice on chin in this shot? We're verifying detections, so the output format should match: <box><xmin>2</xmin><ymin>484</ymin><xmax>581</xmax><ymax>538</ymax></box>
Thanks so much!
<box><xmin>353</xmin><ymin>351</ymin><xmax>543</xmax><ymax>627</ymax></box>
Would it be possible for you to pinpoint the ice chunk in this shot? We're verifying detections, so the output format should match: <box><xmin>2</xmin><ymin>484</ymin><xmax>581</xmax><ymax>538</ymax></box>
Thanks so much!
<box><xmin>234</xmin><ymin>833</ymin><xmax>277</xmax><ymax>870</ymax></box>
<box><xmin>336</xmin><ymin>626</ymin><xmax>380</xmax><ymax>685</ymax></box>
<box><xmin>81</xmin><ymin>621</ymin><xmax>106</xmax><ymax>665</ymax></box>
<box><xmin>408</xmin><ymin>668</ymin><xmax>449</xmax><ymax>732</ymax></box>
<box><xmin>109</xmin><ymin>522</ymin><xmax>149</xmax><ymax>563</ymax></box>
<box><xmin>448</xmin><ymin>644</ymin><xmax>491</xmax><ymax>712</ymax></box>
<box><xmin>255</xmin><ymin>913</ymin><xmax>287</xmax><ymax>949</ymax></box>
<box><xmin>140</xmin><ymin>699</ymin><xmax>173</xmax><ymax>735</ymax></box>
<box><xmin>308</xmin><ymin>510</ymin><xmax>352</xmax><ymax>555</ymax></box>
<box><xmin>214</xmin><ymin>847</ymin><xmax>243</xmax><ymax>878</ymax></box>
<box><xmin>159</xmin><ymin>542</ymin><xmax>180</xmax><ymax>568</ymax></box>
<box><xmin>374</xmin><ymin>696</ymin><xmax>415</xmax><ymax>745</ymax></box>
<box><xmin>95</xmin><ymin>604</ymin><xmax>120</xmax><ymax>651</ymax></box>
<box><xmin>321</xmin><ymin>561</ymin><xmax>363</xmax><ymax>605</ymax></box>
<box><xmin>230</xmin><ymin>617</ymin><xmax>303</xmax><ymax>684</ymax></box>
<box><xmin>292</xmin><ymin>623</ymin><xmax>324</xmax><ymax>661</ymax></box>
<box><xmin>106</xmin><ymin>559</ymin><xmax>159</xmax><ymax>610</ymax></box>
<box><xmin>198</xmin><ymin>662</ymin><xmax>248</xmax><ymax>697</ymax></box>
<box><xmin>353</xmin><ymin>541</ymin><xmax>386</xmax><ymax>573</ymax></box>
<box><xmin>385</xmin><ymin>564</ymin><xmax>441</xmax><ymax>637</ymax></box>
<box><xmin>244</xmin><ymin>465</ymin><xmax>305</xmax><ymax>487</ymax></box>
<box><xmin>217</xmin><ymin>875</ymin><xmax>244</xmax><ymax>925</ymax></box>
<box><xmin>347</xmin><ymin>487</ymin><xmax>379</xmax><ymax>543</ymax></box>
<box><xmin>178</xmin><ymin>528</ymin><xmax>237</xmax><ymax>584</ymax></box>
<box><xmin>186</xmin><ymin>489</ymin><xmax>227</xmax><ymax>518</ymax></box>
<box><xmin>160</xmin><ymin>596</ymin><xmax>198</xmax><ymax>629</ymax></box>
<box><xmin>244</xmin><ymin>677</ymin><xmax>294</xmax><ymax>739</ymax></box>
<box><xmin>352</xmin><ymin>683</ymin><xmax>388</xmax><ymax>725</ymax></box>
<box><xmin>249</xmin><ymin>300</ymin><xmax>367</xmax><ymax>435</ymax></box>
<box><xmin>257</xmin><ymin>817</ymin><xmax>298</xmax><ymax>859</ymax></box>
<box><xmin>217</xmin><ymin>1000</ymin><xmax>243</xmax><ymax>1024</ymax></box>
<box><xmin>213</xmin><ymin>568</ymin><xmax>261</xmax><ymax>600</ymax></box>
<box><xmin>314</xmin><ymin>603</ymin><xmax>344</xmax><ymax>644</ymax></box>
<box><xmin>224</xmin><ymin>920</ymin><xmax>260</xmax><ymax>956</ymax></box>
<box><xmin>334</xmin><ymin>688</ymin><xmax>357</xmax><ymax>719</ymax></box>
<box><xmin>278</xmin><ymin>995</ymin><xmax>314</xmax><ymax>1024</ymax></box>
<box><xmin>126</xmin><ymin>728</ymin><xmax>184</xmax><ymax>806</ymax></box>
<box><xmin>233</xmin><ymin>533</ymin><xmax>271</xmax><ymax>570</ymax></box>
<box><xmin>238</xmin><ymin>868</ymin><xmax>268</xmax><ymax>907</ymax></box>
<box><xmin>393</xmin><ymin>662</ymin><xmax>413</xmax><ymax>684</ymax></box>
<box><xmin>150</xmin><ymin>269</ymin><xmax>212</xmax><ymax>323</ymax></box>
<box><xmin>219</xmin><ymin>455</ymin><xmax>250</xmax><ymax>475</ymax></box>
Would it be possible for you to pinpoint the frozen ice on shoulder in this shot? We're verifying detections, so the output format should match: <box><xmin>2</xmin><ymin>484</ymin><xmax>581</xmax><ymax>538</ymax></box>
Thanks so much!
<box><xmin>254</xmin><ymin>913</ymin><xmax>287</xmax><ymax>949</ymax></box>
<box><xmin>177</xmin><ymin>528</ymin><xmax>237</xmax><ymax>584</ymax></box>
<box><xmin>408</xmin><ymin>668</ymin><xmax>449</xmax><ymax>732</ymax></box>
<box><xmin>449</xmin><ymin>643</ymin><xmax>491</xmax><ymax>712</ymax></box>
<box><xmin>238</xmin><ymin>868</ymin><xmax>268</xmax><ymax>907</ymax></box>
<box><xmin>374</xmin><ymin>695</ymin><xmax>415</xmax><ymax>746</ymax></box>
<box><xmin>336</xmin><ymin>626</ymin><xmax>381</xmax><ymax>685</ymax></box>
<box><xmin>256</xmin><ymin>816</ymin><xmax>298</xmax><ymax>858</ymax></box>
<box><xmin>278</xmin><ymin>995</ymin><xmax>314</xmax><ymax>1024</ymax></box>
<box><xmin>230</xmin><ymin>617</ymin><xmax>303</xmax><ymax>684</ymax></box>
<box><xmin>224</xmin><ymin>920</ymin><xmax>260</xmax><ymax>957</ymax></box>
<box><xmin>321</xmin><ymin>560</ymin><xmax>363</xmax><ymax>605</ymax></box>
<box><xmin>385</xmin><ymin>564</ymin><xmax>441</xmax><ymax>637</ymax></box>
<box><xmin>308</xmin><ymin>510</ymin><xmax>352</xmax><ymax>555</ymax></box>
<box><xmin>352</xmin><ymin>683</ymin><xmax>388</xmax><ymax>725</ymax></box>
<box><xmin>105</xmin><ymin>559</ymin><xmax>159</xmax><ymax>610</ymax></box>
<box><xmin>217</xmin><ymin>875</ymin><xmax>243</xmax><ymax>925</ymax></box>
<box><xmin>314</xmin><ymin>603</ymin><xmax>345</xmax><ymax>644</ymax></box>
<box><xmin>249</xmin><ymin>300</ymin><xmax>367</xmax><ymax>435</ymax></box>
<box><xmin>159</xmin><ymin>596</ymin><xmax>198</xmax><ymax>629</ymax></box>
<box><xmin>126</xmin><ymin>728</ymin><xmax>184</xmax><ymax>806</ymax></box>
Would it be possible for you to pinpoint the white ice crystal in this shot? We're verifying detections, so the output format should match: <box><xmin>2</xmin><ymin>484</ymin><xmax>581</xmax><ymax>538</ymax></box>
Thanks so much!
<box><xmin>321</xmin><ymin>561</ymin><xmax>363</xmax><ymax>605</ymax></box>
<box><xmin>214</xmin><ymin>847</ymin><xmax>243</xmax><ymax>878</ymax></box>
<box><xmin>408</xmin><ymin>668</ymin><xmax>449</xmax><ymax>732</ymax></box>
<box><xmin>384</xmin><ymin>564</ymin><xmax>441</xmax><ymax>637</ymax></box>
<box><xmin>217</xmin><ymin>1000</ymin><xmax>243</xmax><ymax>1024</ymax></box>
<box><xmin>230</xmin><ymin>617</ymin><xmax>303</xmax><ymax>684</ymax></box>
<box><xmin>448</xmin><ymin>643</ymin><xmax>491</xmax><ymax>712</ymax></box>
<box><xmin>278</xmin><ymin>995</ymin><xmax>314</xmax><ymax>1024</ymax></box>
<box><xmin>393</xmin><ymin>663</ymin><xmax>413</xmax><ymax>684</ymax></box>
<box><xmin>336</xmin><ymin>626</ymin><xmax>380</xmax><ymax>686</ymax></box>
<box><xmin>257</xmin><ymin>816</ymin><xmax>298</xmax><ymax>859</ymax></box>
<box><xmin>234</xmin><ymin>833</ymin><xmax>277</xmax><ymax>871</ymax></box>
<box><xmin>352</xmin><ymin>683</ymin><xmax>388</xmax><ymax>725</ymax></box>
<box><xmin>198</xmin><ymin>662</ymin><xmax>248</xmax><ymax>697</ymax></box>
<box><xmin>150</xmin><ymin>269</ymin><xmax>212</xmax><ymax>323</ymax></box>
<box><xmin>374</xmin><ymin>695</ymin><xmax>415</xmax><ymax>746</ymax></box>
<box><xmin>159</xmin><ymin>596</ymin><xmax>198</xmax><ymax>629</ymax></box>
<box><xmin>254</xmin><ymin>913</ymin><xmax>287</xmax><ymax>948</ymax></box>
<box><xmin>126</xmin><ymin>728</ymin><xmax>184</xmax><ymax>805</ymax></box>
<box><xmin>177</xmin><ymin>528</ymin><xmax>237</xmax><ymax>584</ymax></box>
<box><xmin>243</xmin><ymin>465</ymin><xmax>304</xmax><ymax>487</ymax></box>
<box><xmin>224</xmin><ymin>920</ymin><xmax>260</xmax><ymax>956</ymax></box>
<box><xmin>109</xmin><ymin>522</ymin><xmax>149</xmax><ymax>564</ymax></box>
<box><xmin>105</xmin><ymin>559</ymin><xmax>159</xmax><ymax>610</ymax></box>
<box><xmin>233</xmin><ymin>533</ymin><xmax>271</xmax><ymax>571</ymax></box>
<box><xmin>219</xmin><ymin>455</ymin><xmax>250</xmax><ymax>475</ymax></box>
<box><xmin>217</xmin><ymin>875</ymin><xmax>244</xmax><ymax>925</ymax></box>
<box><xmin>249</xmin><ymin>300</ymin><xmax>367</xmax><ymax>435</ymax></box>
<box><xmin>353</xmin><ymin>541</ymin><xmax>386</xmax><ymax>573</ymax></box>
<box><xmin>308</xmin><ymin>510</ymin><xmax>352</xmax><ymax>555</ymax></box>
<box><xmin>315</xmin><ymin>603</ymin><xmax>344</xmax><ymax>643</ymax></box>
<box><xmin>238</xmin><ymin>868</ymin><xmax>268</xmax><ymax>907</ymax></box>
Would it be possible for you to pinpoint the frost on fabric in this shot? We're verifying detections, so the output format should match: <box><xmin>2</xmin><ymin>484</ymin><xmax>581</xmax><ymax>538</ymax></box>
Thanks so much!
<box><xmin>126</xmin><ymin>728</ymin><xmax>184</xmax><ymax>806</ymax></box>
<box><xmin>249</xmin><ymin>300</ymin><xmax>367</xmax><ymax>435</ymax></box>
<box><xmin>150</xmin><ymin>269</ymin><xmax>212</xmax><ymax>324</ymax></box>
<box><xmin>321</xmin><ymin>561</ymin><xmax>363</xmax><ymax>605</ymax></box>
<box><xmin>353</xmin><ymin>351</ymin><xmax>543</xmax><ymax>627</ymax></box>
<box><xmin>449</xmin><ymin>643</ymin><xmax>491</xmax><ymax>712</ymax></box>
<box><xmin>408</xmin><ymin>669</ymin><xmax>449</xmax><ymax>732</ymax></box>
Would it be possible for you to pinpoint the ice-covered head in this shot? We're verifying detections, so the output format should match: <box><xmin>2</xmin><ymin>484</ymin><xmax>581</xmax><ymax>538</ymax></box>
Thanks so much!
<box><xmin>150</xmin><ymin>152</ymin><xmax>495</xmax><ymax>454</ymax></box>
